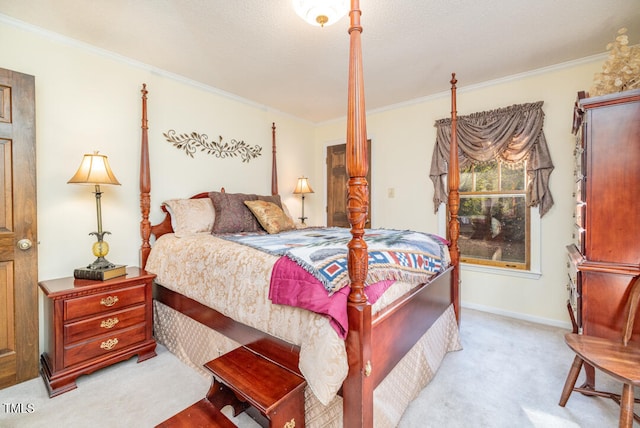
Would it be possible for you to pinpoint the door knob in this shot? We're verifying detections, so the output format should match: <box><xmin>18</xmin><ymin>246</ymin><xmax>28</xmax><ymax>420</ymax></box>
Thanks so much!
<box><xmin>17</xmin><ymin>239</ymin><xmax>32</xmax><ymax>250</ymax></box>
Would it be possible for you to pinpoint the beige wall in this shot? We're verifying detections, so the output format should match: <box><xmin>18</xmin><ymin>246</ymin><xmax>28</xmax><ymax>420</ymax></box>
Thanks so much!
<box><xmin>1</xmin><ymin>15</ymin><xmax>608</xmax><ymax>352</ymax></box>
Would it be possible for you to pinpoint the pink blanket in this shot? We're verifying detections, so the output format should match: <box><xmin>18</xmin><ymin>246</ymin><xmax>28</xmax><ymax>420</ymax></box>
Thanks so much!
<box><xmin>269</xmin><ymin>256</ymin><xmax>394</xmax><ymax>339</ymax></box>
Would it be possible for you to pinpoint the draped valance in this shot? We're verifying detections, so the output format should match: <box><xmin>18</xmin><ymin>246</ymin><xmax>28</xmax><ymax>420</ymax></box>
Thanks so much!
<box><xmin>429</xmin><ymin>101</ymin><xmax>555</xmax><ymax>217</ymax></box>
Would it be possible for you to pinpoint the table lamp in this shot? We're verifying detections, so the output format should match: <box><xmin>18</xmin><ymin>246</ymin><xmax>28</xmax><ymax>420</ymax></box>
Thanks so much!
<box><xmin>68</xmin><ymin>152</ymin><xmax>125</xmax><ymax>280</ymax></box>
<box><xmin>293</xmin><ymin>177</ymin><xmax>314</xmax><ymax>224</ymax></box>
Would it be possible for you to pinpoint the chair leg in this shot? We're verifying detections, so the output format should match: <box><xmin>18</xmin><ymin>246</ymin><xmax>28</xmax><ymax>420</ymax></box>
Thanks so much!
<box><xmin>559</xmin><ymin>355</ymin><xmax>584</xmax><ymax>407</ymax></box>
<box><xmin>619</xmin><ymin>383</ymin><xmax>634</xmax><ymax>428</ymax></box>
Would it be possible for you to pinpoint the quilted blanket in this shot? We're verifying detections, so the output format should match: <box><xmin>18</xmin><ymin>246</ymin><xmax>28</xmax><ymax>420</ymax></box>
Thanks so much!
<box><xmin>222</xmin><ymin>227</ymin><xmax>448</xmax><ymax>295</ymax></box>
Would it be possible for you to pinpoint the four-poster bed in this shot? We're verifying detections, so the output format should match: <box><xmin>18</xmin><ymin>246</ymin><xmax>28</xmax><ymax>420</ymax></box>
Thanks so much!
<box><xmin>140</xmin><ymin>2</ymin><xmax>461</xmax><ymax>426</ymax></box>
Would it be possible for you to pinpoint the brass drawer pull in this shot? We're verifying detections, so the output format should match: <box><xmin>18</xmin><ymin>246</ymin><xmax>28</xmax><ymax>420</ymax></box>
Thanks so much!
<box><xmin>100</xmin><ymin>317</ymin><xmax>119</xmax><ymax>329</ymax></box>
<box><xmin>100</xmin><ymin>338</ymin><xmax>119</xmax><ymax>350</ymax></box>
<box><xmin>100</xmin><ymin>296</ymin><xmax>119</xmax><ymax>307</ymax></box>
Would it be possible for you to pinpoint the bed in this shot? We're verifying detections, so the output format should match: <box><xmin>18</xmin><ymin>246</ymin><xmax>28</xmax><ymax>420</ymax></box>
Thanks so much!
<box><xmin>139</xmin><ymin>2</ymin><xmax>462</xmax><ymax>427</ymax></box>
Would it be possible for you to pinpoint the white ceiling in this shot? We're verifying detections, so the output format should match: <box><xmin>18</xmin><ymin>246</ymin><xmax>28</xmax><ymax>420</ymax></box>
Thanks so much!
<box><xmin>1</xmin><ymin>0</ymin><xmax>639</xmax><ymax>123</ymax></box>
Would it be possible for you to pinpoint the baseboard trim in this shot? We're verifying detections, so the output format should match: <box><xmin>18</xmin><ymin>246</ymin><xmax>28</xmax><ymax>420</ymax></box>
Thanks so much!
<box><xmin>461</xmin><ymin>301</ymin><xmax>573</xmax><ymax>330</ymax></box>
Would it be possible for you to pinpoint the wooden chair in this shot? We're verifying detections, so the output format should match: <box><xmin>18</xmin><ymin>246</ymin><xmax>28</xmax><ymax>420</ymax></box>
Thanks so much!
<box><xmin>559</xmin><ymin>276</ymin><xmax>640</xmax><ymax>427</ymax></box>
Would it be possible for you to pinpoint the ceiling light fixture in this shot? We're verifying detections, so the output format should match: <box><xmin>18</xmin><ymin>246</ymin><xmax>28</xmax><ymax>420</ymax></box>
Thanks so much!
<box><xmin>293</xmin><ymin>0</ymin><xmax>350</xmax><ymax>27</ymax></box>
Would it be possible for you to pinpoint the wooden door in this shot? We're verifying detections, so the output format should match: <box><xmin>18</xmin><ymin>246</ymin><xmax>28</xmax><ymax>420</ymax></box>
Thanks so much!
<box><xmin>0</xmin><ymin>68</ymin><xmax>38</xmax><ymax>388</ymax></box>
<box><xmin>326</xmin><ymin>142</ymin><xmax>371</xmax><ymax>228</ymax></box>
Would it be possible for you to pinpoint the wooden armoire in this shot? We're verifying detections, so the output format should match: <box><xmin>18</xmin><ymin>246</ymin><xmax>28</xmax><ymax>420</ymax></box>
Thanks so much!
<box><xmin>566</xmin><ymin>88</ymin><xmax>640</xmax><ymax>387</ymax></box>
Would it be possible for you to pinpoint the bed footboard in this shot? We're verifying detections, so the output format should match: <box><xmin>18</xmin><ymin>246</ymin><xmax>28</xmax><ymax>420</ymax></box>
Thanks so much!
<box><xmin>371</xmin><ymin>267</ymin><xmax>452</xmax><ymax>386</ymax></box>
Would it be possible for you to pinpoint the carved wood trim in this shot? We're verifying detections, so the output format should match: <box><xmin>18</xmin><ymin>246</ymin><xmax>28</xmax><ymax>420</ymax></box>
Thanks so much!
<box><xmin>343</xmin><ymin>2</ymin><xmax>373</xmax><ymax>427</ymax></box>
<box><xmin>448</xmin><ymin>74</ymin><xmax>461</xmax><ymax>323</ymax></box>
<box><xmin>140</xmin><ymin>84</ymin><xmax>151</xmax><ymax>269</ymax></box>
<box><xmin>345</xmin><ymin>0</ymin><xmax>368</xmax><ymax>306</ymax></box>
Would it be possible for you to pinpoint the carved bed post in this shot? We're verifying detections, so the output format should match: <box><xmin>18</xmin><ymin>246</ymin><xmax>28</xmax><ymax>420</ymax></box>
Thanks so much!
<box><xmin>271</xmin><ymin>122</ymin><xmax>278</xmax><ymax>195</ymax></box>
<box><xmin>345</xmin><ymin>1</ymin><xmax>368</xmax><ymax>306</ymax></box>
<box><xmin>448</xmin><ymin>74</ymin><xmax>461</xmax><ymax>322</ymax></box>
<box><xmin>344</xmin><ymin>0</ymin><xmax>373</xmax><ymax>426</ymax></box>
<box><xmin>140</xmin><ymin>84</ymin><xmax>151</xmax><ymax>269</ymax></box>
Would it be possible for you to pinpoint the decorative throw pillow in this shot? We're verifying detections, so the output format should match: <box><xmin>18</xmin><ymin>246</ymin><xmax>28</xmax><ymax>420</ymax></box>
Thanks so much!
<box><xmin>162</xmin><ymin>198</ymin><xmax>215</xmax><ymax>237</ymax></box>
<box><xmin>209</xmin><ymin>191</ymin><xmax>283</xmax><ymax>233</ymax></box>
<box><xmin>244</xmin><ymin>200</ymin><xmax>296</xmax><ymax>234</ymax></box>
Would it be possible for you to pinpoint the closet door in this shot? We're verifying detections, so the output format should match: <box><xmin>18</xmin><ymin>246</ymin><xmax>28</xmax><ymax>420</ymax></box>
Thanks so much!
<box><xmin>0</xmin><ymin>68</ymin><xmax>38</xmax><ymax>388</ymax></box>
<box><xmin>326</xmin><ymin>142</ymin><xmax>371</xmax><ymax>228</ymax></box>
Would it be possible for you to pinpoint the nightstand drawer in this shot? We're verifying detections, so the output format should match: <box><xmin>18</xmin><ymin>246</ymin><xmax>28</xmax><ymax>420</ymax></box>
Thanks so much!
<box><xmin>64</xmin><ymin>304</ymin><xmax>146</xmax><ymax>344</ymax></box>
<box><xmin>63</xmin><ymin>324</ymin><xmax>147</xmax><ymax>367</ymax></box>
<box><xmin>64</xmin><ymin>284</ymin><xmax>146</xmax><ymax>321</ymax></box>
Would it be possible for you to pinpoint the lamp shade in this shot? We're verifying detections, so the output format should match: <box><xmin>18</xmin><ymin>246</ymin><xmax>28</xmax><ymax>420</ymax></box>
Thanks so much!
<box><xmin>293</xmin><ymin>177</ymin><xmax>314</xmax><ymax>195</ymax></box>
<box><xmin>292</xmin><ymin>0</ymin><xmax>349</xmax><ymax>27</ymax></box>
<box><xmin>68</xmin><ymin>153</ymin><xmax>121</xmax><ymax>185</ymax></box>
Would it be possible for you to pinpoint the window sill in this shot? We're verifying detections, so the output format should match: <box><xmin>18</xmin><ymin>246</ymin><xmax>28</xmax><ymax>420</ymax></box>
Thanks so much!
<box><xmin>461</xmin><ymin>262</ymin><xmax>542</xmax><ymax>280</ymax></box>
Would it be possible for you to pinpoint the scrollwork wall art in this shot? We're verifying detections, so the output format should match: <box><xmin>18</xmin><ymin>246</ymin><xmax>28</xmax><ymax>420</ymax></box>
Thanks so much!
<box><xmin>163</xmin><ymin>130</ymin><xmax>262</xmax><ymax>162</ymax></box>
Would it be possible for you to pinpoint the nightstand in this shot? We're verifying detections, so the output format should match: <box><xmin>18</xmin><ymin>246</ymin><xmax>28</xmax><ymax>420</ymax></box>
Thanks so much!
<box><xmin>39</xmin><ymin>267</ymin><xmax>157</xmax><ymax>397</ymax></box>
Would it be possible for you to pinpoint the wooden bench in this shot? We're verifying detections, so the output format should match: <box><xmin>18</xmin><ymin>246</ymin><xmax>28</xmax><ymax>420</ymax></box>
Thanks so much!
<box><xmin>156</xmin><ymin>346</ymin><xmax>306</xmax><ymax>427</ymax></box>
<box><xmin>205</xmin><ymin>345</ymin><xmax>306</xmax><ymax>428</ymax></box>
<box><xmin>155</xmin><ymin>398</ymin><xmax>236</xmax><ymax>428</ymax></box>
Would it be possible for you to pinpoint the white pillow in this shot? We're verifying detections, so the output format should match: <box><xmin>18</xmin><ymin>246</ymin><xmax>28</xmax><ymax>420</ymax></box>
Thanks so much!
<box><xmin>163</xmin><ymin>198</ymin><xmax>215</xmax><ymax>237</ymax></box>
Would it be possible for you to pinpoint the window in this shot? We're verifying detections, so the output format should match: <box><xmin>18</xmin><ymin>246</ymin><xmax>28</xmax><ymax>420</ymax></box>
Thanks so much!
<box><xmin>457</xmin><ymin>161</ymin><xmax>530</xmax><ymax>270</ymax></box>
<box><xmin>431</xmin><ymin>101</ymin><xmax>551</xmax><ymax>276</ymax></box>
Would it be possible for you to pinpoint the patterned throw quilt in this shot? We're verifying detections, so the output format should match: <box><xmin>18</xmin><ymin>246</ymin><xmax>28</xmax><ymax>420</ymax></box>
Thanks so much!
<box><xmin>221</xmin><ymin>227</ymin><xmax>449</xmax><ymax>295</ymax></box>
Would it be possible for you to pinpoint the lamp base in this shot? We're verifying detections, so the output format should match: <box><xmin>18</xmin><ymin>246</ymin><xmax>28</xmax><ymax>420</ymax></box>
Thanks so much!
<box><xmin>86</xmin><ymin>256</ymin><xmax>116</xmax><ymax>271</ymax></box>
<box><xmin>74</xmin><ymin>262</ymin><xmax>127</xmax><ymax>281</ymax></box>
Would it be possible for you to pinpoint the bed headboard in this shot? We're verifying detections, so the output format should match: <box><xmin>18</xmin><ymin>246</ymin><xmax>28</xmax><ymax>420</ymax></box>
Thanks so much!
<box><xmin>137</xmin><ymin>82</ymin><xmax>279</xmax><ymax>267</ymax></box>
<box><xmin>148</xmin><ymin>192</ymin><xmax>210</xmax><ymax>240</ymax></box>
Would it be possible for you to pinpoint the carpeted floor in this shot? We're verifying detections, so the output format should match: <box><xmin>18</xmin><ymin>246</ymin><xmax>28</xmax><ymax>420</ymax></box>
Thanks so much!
<box><xmin>0</xmin><ymin>308</ymin><xmax>634</xmax><ymax>427</ymax></box>
<box><xmin>399</xmin><ymin>309</ymin><xmax>634</xmax><ymax>428</ymax></box>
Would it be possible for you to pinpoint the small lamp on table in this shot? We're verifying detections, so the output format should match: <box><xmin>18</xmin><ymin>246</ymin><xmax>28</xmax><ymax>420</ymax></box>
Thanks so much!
<box><xmin>293</xmin><ymin>177</ymin><xmax>314</xmax><ymax>225</ymax></box>
<box><xmin>68</xmin><ymin>151</ymin><xmax>125</xmax><ymax>280</ymax></box>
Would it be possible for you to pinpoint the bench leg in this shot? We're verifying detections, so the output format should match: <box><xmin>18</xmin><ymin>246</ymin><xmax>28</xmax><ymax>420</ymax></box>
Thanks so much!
<box><xmin>206</xmin><ymin>377</ymin><xmax>250</xmax><ymax>417</ymax></box>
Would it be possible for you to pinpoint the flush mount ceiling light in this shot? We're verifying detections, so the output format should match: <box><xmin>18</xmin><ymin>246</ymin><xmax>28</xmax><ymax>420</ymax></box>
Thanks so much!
<box><xmin>293</xmin><ymin>0</ymin><xmax>350</xmax><ymax>27</ymax></box>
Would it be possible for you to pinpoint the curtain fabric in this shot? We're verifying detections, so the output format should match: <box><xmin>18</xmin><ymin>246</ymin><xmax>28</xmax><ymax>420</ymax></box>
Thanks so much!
<box><xmin>429</xmin><ymin>101</ymin><xmax>554</xmax><ymax>217</ymax></box>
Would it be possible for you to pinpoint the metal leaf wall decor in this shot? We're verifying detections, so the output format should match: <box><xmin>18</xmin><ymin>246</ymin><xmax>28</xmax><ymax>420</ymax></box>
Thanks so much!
<box><xmin>163</xmin><ymin>130</ymin><xmax>262</xmax><ymax>162</ymax></box>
